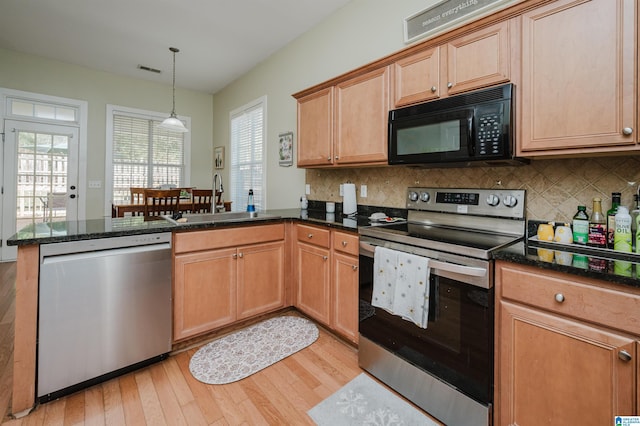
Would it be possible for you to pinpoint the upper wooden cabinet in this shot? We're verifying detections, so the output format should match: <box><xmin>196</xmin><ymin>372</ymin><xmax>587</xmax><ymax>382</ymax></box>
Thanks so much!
<box><xmin>518</xmin><ymin>0</ymin><xmax>638</xmax><ymax>155</ymax></box>
<box><xmin>394</xmin><ymin>20</ymin><xmax>512</xmax><ymax>107</ymax></box>
<box><xmin>296</xmin><ymin>67</ymin><xmax>390</xmax><ymax>168</ymax></box>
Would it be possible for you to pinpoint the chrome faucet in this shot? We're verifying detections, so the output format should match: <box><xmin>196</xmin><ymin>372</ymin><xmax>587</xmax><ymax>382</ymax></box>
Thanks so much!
<box><xmin>213</xmin><ymin>173</ymin><xmax>224</xmax><ymax>213</ymax></box>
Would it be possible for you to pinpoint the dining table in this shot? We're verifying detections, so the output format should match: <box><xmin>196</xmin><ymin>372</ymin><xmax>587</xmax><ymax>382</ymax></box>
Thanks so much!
<box><xmin>112</xmin><ymin>200</ymin><xmax>232</xmax><ymax>218</ymax></box>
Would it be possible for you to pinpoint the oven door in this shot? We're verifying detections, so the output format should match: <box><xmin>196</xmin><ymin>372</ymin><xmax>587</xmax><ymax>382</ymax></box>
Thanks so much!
<box><xmin>358</xmin><ymin>238</ymin><xmax>493</xmax><ymax>407</ymax></box>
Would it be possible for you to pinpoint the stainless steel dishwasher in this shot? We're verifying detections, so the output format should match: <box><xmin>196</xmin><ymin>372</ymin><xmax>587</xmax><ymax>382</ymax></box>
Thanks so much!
<box><xmin>38</xmin><ymin>233</ymin><xmax>172</xmax><ymax>402</ymax></box>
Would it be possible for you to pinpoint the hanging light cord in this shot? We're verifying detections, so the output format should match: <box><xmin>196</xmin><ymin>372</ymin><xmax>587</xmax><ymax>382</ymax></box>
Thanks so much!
<box><xmin>169</xmin><ymin>47</ymin><xmax>179</xmax><ymax>117</ymax></box>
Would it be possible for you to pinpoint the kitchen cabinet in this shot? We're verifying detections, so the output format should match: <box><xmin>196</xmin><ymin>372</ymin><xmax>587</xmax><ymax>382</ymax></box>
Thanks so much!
<box><xmin>295</xmin><ymin>224</ymin><xmax>359</xmax><ymax>343</ymax></box>
<box><xmin>173</xmin><ymin>224</ymin><xmax>285</xmax><ymax>341</ymax></box>
<box><xmin>393</xmin><ymin>20</ymin><xmax>512</xmax><ymax>107</ymax></box>
<box><xmin>495</xmin><ymin>261</ymin><xmax>639</xmax><ymax>424</ymax></box>
<box><xmin>296</xmin><ymin>67</ymin><xmax>390</xmax><ymax>168</ymax></box>
<box><xmin>518</xmin><ymin>0</ymin><xmax>637</xmax><ymax>155</ymax></box>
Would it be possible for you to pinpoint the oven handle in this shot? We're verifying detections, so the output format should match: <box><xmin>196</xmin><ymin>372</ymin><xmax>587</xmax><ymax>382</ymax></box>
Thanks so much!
<box><xmin>359</xmin><ymin>241</ymin><xmax>486</xmax><ymax>277</ymax></box>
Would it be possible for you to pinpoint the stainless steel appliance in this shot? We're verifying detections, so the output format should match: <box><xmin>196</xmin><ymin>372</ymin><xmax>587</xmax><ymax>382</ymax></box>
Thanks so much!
<box><xmin>358</xmin><ymin>187</ymin><xmax>526</xmax><ymax>426</ymax></box>
<box><xmin>388</xmin><ymin>84</ymin><xmax>528</xmax><ymax>168</ymax></box>
<box><xmin>38</xmin><ymin>233</ymin><xmax>172</xmax><ymax>402</ymax></box>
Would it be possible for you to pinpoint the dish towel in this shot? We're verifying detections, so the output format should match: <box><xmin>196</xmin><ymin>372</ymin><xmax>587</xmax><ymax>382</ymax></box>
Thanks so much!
<box><xmin>372</xmin><ymin>246</ymin><xmax>431</xmax><ymax>329</ymax></box>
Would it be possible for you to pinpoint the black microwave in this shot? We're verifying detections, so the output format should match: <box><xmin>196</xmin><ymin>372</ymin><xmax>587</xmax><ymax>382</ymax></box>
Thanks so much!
<box><xmin>388</xmin><ymin>83</ymin><xmax>528</xmax><ymax>168</ymax></box>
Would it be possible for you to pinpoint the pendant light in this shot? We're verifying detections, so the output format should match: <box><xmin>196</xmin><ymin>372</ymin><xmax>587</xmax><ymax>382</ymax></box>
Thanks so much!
<box><xmin>159</xmin><ymin>47</ymin><xmax>188</xmax><ymax>133</ymax></box>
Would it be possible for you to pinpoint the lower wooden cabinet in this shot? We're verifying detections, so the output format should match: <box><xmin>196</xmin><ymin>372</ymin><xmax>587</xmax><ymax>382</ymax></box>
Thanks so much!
<box><xmin>173</xmin><ymin>224</ymin><xmax>285</xmax><ymax>341</ymax></box>
<box><xmin>295</xmin><ymin>224</ymin><xmax>359</xmax><ymax>343</ymax></box>
<box><xmin>495</xmin><ymin>261</ymin><xmax>639</xmax><ymax>424</ymax></box>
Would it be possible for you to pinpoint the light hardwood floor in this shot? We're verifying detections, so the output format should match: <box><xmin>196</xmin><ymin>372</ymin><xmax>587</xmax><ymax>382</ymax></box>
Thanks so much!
<box><xmin>0</xmin><ymin>261</ymin><xmax>363</xmax><ymax>425</ymax></box>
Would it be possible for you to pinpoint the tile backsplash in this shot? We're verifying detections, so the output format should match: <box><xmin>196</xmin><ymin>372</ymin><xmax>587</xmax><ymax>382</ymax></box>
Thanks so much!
<box><xmin>305</xmin><ymin>156</ymin><xmax>640</xmax><ymax>223</ymax></box>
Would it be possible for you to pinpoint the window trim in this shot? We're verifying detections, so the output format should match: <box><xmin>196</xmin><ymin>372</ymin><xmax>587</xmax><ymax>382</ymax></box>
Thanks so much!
<box><xmin>105</xmin><ymin>104</ymin><xmax>191</xmax><ymax>216</ymax></box>
<box><xmin>229</xmin><ymin>95</ymin><xmax>267</xmax><ymax>211</ymax></box>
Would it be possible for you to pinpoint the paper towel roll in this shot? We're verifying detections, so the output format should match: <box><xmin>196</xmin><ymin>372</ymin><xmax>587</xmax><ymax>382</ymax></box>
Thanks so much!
<box><xmin>343</xmin><ymin>183</ymin><xmax>357</xmax><ymax>216</ymax></box>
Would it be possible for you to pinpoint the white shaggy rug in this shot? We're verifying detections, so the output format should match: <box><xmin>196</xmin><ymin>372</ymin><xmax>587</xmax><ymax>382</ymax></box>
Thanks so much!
<box><xmin>189</xmin><ymin>316</ymin><xmax>318</xmax><ymax>384</ymax></box>
<box><xmin>308</xmin><ymin>373</ymin><xmax>439</xmax><ymax>426</ymax></box>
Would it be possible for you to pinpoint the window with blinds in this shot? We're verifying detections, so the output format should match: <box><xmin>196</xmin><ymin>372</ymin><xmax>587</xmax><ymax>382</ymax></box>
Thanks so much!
<box><xmin>229</xmin><ymin>97</ymin><xmax>266</xmax><ymax>211</ymax></box>
<box><xmin>111</xmin><ymin>111</ymin><xmax>187</xmax><ymax>205</ymax></box>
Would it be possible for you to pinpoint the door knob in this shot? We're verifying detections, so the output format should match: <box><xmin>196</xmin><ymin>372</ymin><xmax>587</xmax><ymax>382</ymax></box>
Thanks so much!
<box><xmin>69</xmin><ymin>194</ymin><xmax>76</xmax><ymax>199</ymax></box>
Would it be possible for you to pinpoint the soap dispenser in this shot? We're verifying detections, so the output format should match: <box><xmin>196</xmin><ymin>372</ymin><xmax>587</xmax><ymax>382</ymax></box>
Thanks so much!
<box><xmin>247</xmin><ymin>189</ymin><xmax>255</xmax><ymax>212</ymax></box>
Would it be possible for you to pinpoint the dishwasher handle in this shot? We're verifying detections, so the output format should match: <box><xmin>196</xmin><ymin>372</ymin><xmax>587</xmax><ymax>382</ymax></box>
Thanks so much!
<box><xmin>41</xmin><ymin>242</ymin><xmax>171</xmax><ymax>265</ymax></box>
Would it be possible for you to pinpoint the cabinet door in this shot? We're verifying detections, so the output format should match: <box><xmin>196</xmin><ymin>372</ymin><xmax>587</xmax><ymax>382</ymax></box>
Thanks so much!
<box><xmin>519</xmin><ymin>0</ymin><xmax>637</xmax><ymax>153</ymax></box>
<box><xmin>497</xmin><ymin>301</ymin><xmax>635</xmax><ymax>425</ymax></box>
<box><xmin>173</xmin><ymin>248</ymin><xmax>237</xmax><ymax>341</ymax></box>
<box><xmin>444</xmin><ymin>20</ymin><xmax>511</xmax><ymax>96</ymax></box>
<box><xmin>332</xmin><ymin>252</ymin><xmax>359</xmax><ymax>344</ymax></box>
<box><xmin>335</xmin><ymin>66</ymin><xmax>390</xmax><ymax>165</ymax></box>
<box><xmin>394</xmin><ymin>47</ymin><xmax>440</xmax><ymax>107</ymax></box>
<box><xmin>237</xmin><ymin>241</ymin><xmax>285</xmax><ymax>320</ymax></box>
<box><xmin>297</xmin><ymin>87</ymin><xmax>334</xmax><ymax>167</ymax></box>
<box><xmin>296</xmin><ymin>241</ymin><xmax>331</xmax><ymax>325</ymax></box>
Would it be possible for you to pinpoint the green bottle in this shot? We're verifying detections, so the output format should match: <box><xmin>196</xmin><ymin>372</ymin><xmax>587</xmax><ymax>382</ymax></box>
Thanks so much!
<box><xmin>572</xmin><ymin>205</ymin><xmax>589</xmax><ymax>245</ymax></box>
<box><xmin>606</xmin><ymin>192</ymin><xmax>621</xmax><ymax>248</ymax></box>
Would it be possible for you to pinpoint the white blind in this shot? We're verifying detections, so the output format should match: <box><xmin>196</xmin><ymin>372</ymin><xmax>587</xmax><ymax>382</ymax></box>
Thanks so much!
<box><xmin>230</xmin><ymin>98</ymin><xmax>265</xmax><ymax>211</ymax></box>
<box><xmin>112</xmin><ymin>114</ymin><xmax>185</xmax><ymax>204</ymax></box>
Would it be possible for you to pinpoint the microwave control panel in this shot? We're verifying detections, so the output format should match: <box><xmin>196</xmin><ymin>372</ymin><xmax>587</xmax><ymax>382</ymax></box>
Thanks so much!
<box><xmin>475</xmin><ymin>103</ymin><xmax>507</xmax><ymax>157</ymax></box>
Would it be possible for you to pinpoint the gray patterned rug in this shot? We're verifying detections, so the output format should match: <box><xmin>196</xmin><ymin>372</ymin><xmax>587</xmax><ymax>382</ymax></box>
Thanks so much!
<box><xmin>189</xmin><ymin>316</ymin><xmax>318</xmax><ymax>384</ymax></box>
<box><xmin>308</xmin><ymin>373</ymin><xmax>439</xmax><ymax>425</ymax></box>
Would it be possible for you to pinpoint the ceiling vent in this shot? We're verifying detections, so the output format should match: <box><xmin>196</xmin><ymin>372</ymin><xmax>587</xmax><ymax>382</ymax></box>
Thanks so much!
<box><xmin>138</xmin><ymin>65</ymin><xmax>161</xmax><ymax>74</ymax></box>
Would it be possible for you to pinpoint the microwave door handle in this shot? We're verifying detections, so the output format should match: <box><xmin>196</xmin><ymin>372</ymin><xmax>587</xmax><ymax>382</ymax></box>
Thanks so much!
<box><xmin>467</xmin><ymin>114</ymin><xmax>475</xmax><ymax>156</ymax></box>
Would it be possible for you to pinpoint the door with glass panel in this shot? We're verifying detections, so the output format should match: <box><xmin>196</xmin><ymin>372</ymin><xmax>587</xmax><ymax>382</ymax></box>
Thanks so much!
<box><xmin>1</xmin><ymin>120</ymin><xmax>79</xmax><ymax>260</ymax></box>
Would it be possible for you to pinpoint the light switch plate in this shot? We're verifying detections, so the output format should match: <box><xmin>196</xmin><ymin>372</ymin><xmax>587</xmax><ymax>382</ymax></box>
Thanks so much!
<box><xmin>360</xmin><ymin>184</ymin><xmax>367</xmax><ymax>197</ymax></box>
<box><xmin>305</xmin><ymin>184</ymin><xmax>310</xmax><ymax>195</ymax></box>
<box><xmin>339</xmin><ymin>184</ymin><xmax>344</xmax><ymax>196</ymax></box>
<box><xmin>88</xmin><ymin>180</ymin><xmax>102</xmax><ymax>189</ymax></box>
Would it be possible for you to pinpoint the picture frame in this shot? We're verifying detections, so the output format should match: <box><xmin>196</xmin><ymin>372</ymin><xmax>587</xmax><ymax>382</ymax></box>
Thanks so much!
<box><xmin>278</xmin><ymin>131</ymin><xmax>294</xmax><ymax>167</ymax></box>
<box><xmin>214</xmin><ymin>146</ymin><xmax>225</xmax><ymax>169</ymax></box>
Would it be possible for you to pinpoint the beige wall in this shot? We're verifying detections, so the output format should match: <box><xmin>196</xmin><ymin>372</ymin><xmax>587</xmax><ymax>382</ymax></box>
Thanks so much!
<box><xmin>0</xmin><ymin>47</ymin><xmax>213</xmax><ymax>219</ymax></box>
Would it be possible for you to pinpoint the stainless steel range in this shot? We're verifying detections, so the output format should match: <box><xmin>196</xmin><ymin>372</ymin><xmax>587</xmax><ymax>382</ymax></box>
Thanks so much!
<box><xmin>358</xmin><ymin>187</ymin><xmax>526</xmax><ymax>426</ymax></box>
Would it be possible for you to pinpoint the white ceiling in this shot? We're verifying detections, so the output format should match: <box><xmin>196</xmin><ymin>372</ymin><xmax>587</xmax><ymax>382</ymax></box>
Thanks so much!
<box><xmin>0</xmin><ymin>0</ymin><xmax>351</xmax><ymax>94</ymax></box>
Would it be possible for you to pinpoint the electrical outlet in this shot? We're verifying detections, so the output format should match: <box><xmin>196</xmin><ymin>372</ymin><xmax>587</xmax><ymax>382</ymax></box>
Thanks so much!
<box><xmin>88</xmin><ymin>180</ymin><xmax>102</xmax><ymax>189</ymax></box>
<box><xmin>339</xmin><ymin>184</ymin><xmax>344</xmax><ymax>196</ymax></box>
<box><xmin>305</xmin><ymin>184</ymin><xmax>311</xmax><ymax>195</ymax></box>
<box><xmin>360</xmin><ymin>184</ymin><xmax>367</xmax><ymax>198</ymax></box>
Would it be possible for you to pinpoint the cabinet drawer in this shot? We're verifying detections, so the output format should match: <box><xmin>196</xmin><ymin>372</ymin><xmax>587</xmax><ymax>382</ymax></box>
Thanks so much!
<box><xmin>498</xmin><ymin>262</ymin><xmax>640</xmax><ymax>335</ymax></box>
<box><xmin>174</xmin><ymin>223</ymin><xmax>285</xmax><ymax>254</ymax></box>
<box><xmin>296</xmin><ymin>224</ymin><xmax>330</xmax><ymax>248</ymax></box>
<box><xmin>333</xmin><ymin>231</ymin><xmax>359</xmax><ymax>256</ymax></box>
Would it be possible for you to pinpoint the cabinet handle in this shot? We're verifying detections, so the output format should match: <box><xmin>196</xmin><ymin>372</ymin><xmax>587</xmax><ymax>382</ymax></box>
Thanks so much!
<box><xmin>447</xmin><ymin>82</ymin><xmax>453</xmax><ymax>89</ymax></box>
<box><xmin>430</xmin><ymin>86</ymin><xmax>437</xmax><ymax>93</ymax></box>
<box><xmin>307</xmin><ymin>233</ymin><xmax>313</xmax><ymax>239</ymax></box>
<box><xmin>622</xmin><ymin>127</ymin><xmax>633</xmax><ymax>136</ymax></box>
<box><xmin>618</xmin><ymin>350</ymin><xmax>632</xmax><ymax>362</ymax></box>
<box><xmin>352</xmin><ymin>265</ymin><xmax>358</xmax><ymax>271</ymax></box>
<box><xmin>238</xmin><ymin>252</ymin><xmax>243</xmax><ymax>258</ymax></box>
<box><xmin>342</xmin><ymin>241</ymin><xmax>348</xmax><ymax>247</ymax></box>
<box><xmin>323</xmin><ymin>256</ymin><xmax>328</xmax><ymax>260</ymax></box>
<box><xmin>554</xmin><ymin>293</ymin><xmax>565</xmax><ymax>303</ymax></box>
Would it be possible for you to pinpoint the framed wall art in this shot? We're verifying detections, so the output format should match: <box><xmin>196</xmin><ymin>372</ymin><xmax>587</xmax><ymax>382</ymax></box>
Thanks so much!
<box><xmin>214</xmin><ymin>146</ymin><xmax>225</xmax><ymax>169</ymax></box>
<box><xmin>278</xmin><ymin>131</ymin><xmax>293</xmax><ymax>167</ymax></box>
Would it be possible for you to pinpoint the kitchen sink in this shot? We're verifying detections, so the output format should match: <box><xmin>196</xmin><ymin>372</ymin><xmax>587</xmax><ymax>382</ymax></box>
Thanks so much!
<box><xmin>163</xmin><ymin>211</ymin><xmax>281</xmax><ymax>225</ymax></box>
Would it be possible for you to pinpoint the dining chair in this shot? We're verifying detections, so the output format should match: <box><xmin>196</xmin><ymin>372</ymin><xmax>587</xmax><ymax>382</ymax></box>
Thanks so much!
<box><xmin>143</xmin><ymin>189</ymin><xmax>181</xmax><ymax>217</ymax></box>
<box><xmin>191</xmin><ymin>189</ymin><xmax>213</xmax><ymax>213</ymax></box>
<box><xmin>129</xmin><ymin>187</ymin><xmax>147</xmax><ymax>216</ymax></box>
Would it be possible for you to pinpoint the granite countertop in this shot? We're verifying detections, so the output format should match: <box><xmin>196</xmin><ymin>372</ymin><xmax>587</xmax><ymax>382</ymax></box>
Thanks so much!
<box><xmin>6</xmin><ymin>206</ymin><xmax>384</xmax><ymax>246</ymax></box>
<box><xmin>493</xmin><ymin>239</ymin><xmax>640</xmax><ymax>288</ymax></box>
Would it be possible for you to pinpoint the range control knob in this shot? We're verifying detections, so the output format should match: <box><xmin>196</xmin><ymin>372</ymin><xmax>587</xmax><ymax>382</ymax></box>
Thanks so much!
<box><xmin>420</xmin><ymin>192</ymin><xmax>430</xmax><ymax>202</ymax></box>
<box><xmin>503</xmin><ymin>195</ymin><xmax>518</xmax><ymax>208</ymax></box>
<box><xmin>486</xmin><ymin>194</ymin><xmax>500</xmax><ymax>206</ymax></box>
<box><xmin>408</xmin><ymin>191</ymin><xmax>419</xmax><ymax>202</ymax></box>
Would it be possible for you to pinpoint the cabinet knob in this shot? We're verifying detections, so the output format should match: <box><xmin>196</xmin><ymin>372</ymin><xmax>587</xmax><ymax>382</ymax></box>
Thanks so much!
<box><xmin>352</xmin><ymin>265</ymin><xmax>358</xmax><ymax>271</ymax></box>
<box><xmin>307</xmin><ymin>233</ymin><xmax>313</xmax><ymax>239</ymax></box>
<box><xmin>618</xmin><ymin>350</ymin><xmax>632</xmax><ymax>362</ymax></box>
<box><xmin>430</xmin><ymin>86</ymin><xmax>437</xmax><ymax>93</ymax></box>
<box><xmin>447</xmin><ymin>82</ymin><xmax>453</xmax><ymax>89</ymax></box>
<box><xmin>342</xmin><ymin>241</ymin><xmax>348</xmax><ymax>247</ymax></box>
<box><xmin>335</xmin><ymin>156</ymin><xmax>339</xmax><ymax>160</ymax></box>
<box><xmin>622</xmin><ymin>127</ymin><xmax>633</xmax><ymax>136</ymax></box>
<box><xmin>554</xmin><ymin>293</ymin><xmax>565</xmax><ymax>303</ymax></box>
<box><xmin>327</xmin><ymin>157</ymin><xmax>331</xmax><ymax>161</ymax></box>
<box><xmin>323</xmin><ymin>256</ymin><xmax>328</xmax><ymax>261</ymax></box>
<box><xmin>238</xmin><ymin>252</ymin><xmax>243</xmax><ymax>258</ymax></box>
<box><xmin>232</xmin><ymin>253</ymin><xmax>238</xmax><ymax>259</ymax></box>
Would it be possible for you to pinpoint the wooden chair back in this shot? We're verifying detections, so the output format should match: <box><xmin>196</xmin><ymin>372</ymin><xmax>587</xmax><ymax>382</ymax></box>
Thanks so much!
<box><xmin>143</xmin><ymin>189</ymin><xmax>181</xmax><ymax>216</ymax></box>
<box><xmin>191</xmin><ymin>189</ymin><xmax>213</xmax><ymax>213</ymax></box>
<box><xmin>130</xmin><ymin>187</ymin><xmax>146</xmax><ymax>205</ymax></box>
